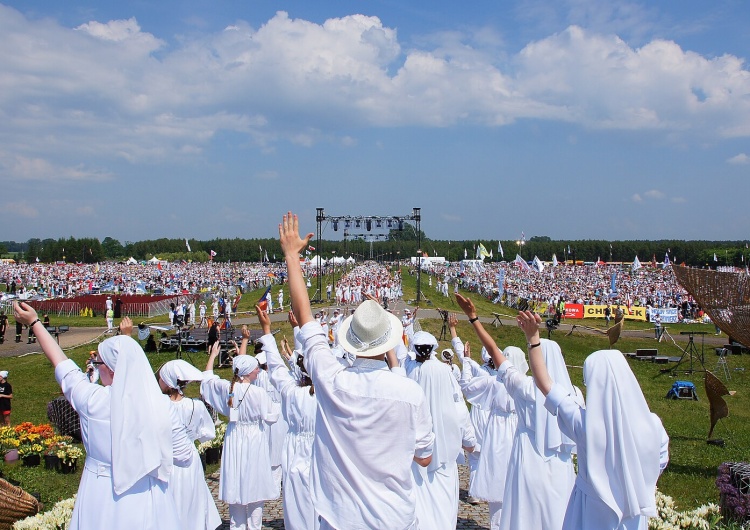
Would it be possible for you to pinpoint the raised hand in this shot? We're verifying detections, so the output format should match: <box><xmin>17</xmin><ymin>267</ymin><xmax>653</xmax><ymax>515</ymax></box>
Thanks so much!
<box><xmin>119</xmin><ymin>316</ymin><xmax>134</xmax><ymax>336</ymax></box>
<box><xmin>288</xmin><ymin>310</ymin><xmax>299</xmax><ymax>328</ymax></box>
<box><xmin>256</xmin><ymin>304</ymin><xmax>271</xmax><ymax>335</ymax></box>
<box><xmin>279</xmin><ymin>212</ymin><xmax>314</xmax><ymax>258</ymax></box>
<box><xmin>516</xmin><ymin>310</ymin><xmax>542</xmax><ymax>341</ymax></box>
<box><xmin>455</xmin><ymin>293</ymin><xmax>476</xmax><ymax>318</ymax></box>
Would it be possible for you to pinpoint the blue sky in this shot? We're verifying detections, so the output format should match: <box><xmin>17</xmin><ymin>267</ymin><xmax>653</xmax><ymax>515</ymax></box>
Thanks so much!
<box><xmin>1</xmin><ymin>0</ymin><xmax>749</xmax><ymax>243</ymax></box>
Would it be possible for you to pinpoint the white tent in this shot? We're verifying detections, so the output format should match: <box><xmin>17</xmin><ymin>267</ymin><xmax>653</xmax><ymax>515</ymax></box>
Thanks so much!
<box><xmin>148</xmin><ymin>256</ymin><xmax>161</xmax><ymax>264</ymax></box>
<box><xmin>307</xmin><ymin>255</ymin><xmax>326</xmax><ymax>266</ymax></box>
<box><xmin>331</xmin><ymin>256</ymin><xmax>346</xmax><ymax>265</ymax></box>
<box><xmin>126</xmin><ymin>257</ymin><xmax>137</xmax><ymax>265</ymax></box>
<box><xmin>346</xmin><ymin>256</ymin><xmax>356</xmax><ymax>264</ymax></box>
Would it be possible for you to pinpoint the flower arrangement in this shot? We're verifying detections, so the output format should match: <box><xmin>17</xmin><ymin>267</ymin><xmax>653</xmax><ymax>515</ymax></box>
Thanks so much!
<box><xmin>197</xmin><ymin>421</ymin><xmax>225</xmax><ymax>454</ymax></box>
<box><xmin>56</xmin><ymin>444</ymin><xmax>83</xmax><ymax>465</ymax></box>
<box><xmin>0</xmin><ymin>426</ymin><xmax>20</xmax><ymax>452</ymax></box>
<box><xmin>14</xmin><ymin>422</ymin><xmax>56</xmax><ymax>459</ymax></box>
<box><xmin>649</xmin><ymin>488</ymin><xmax>721</xmax><ymax>530</ymax></box>
<box><xmin>716</xmin><ymin>462</ymin><xmax>750</xmax><ymax>523</ymax></box>
<box><xmin>13</xmin><ymin>495</ymin><xmax>76</xmax><ymax>530</ymax></box>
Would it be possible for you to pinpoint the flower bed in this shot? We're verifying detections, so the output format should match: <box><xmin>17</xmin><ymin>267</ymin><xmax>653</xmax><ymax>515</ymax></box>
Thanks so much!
<box><xmin>12</xmin><ymin>495</ymin><xmax>76</xmax><ymax>530</ymax></box>
<box><xmin>716</xmin><ymin>462</ymin><xmax>750</xmax><ymax>524</ymax></box>
<box><xmin>1</xmin><ymin>423</ymin><xmax>83</xmax><ymax>472</ymax></box>
<box><xmin>649</xmin><ymin>489</ymin><xmax>721</xmax><ymax>529</ymax></box>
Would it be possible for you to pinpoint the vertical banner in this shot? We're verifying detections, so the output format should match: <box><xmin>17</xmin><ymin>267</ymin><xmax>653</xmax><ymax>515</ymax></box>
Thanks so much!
<box><xmin>497</xmin><ymin>270</ymin><xmax>505</xmax><ymax>297</ymax></box>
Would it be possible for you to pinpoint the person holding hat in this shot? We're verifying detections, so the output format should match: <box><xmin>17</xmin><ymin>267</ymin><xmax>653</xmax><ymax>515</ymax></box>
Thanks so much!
<box><xmin>256</xmin><ymin>305</ymin><xmax>318</xmax><ymax>530</ymax></box>
<box><xmin>279</xmin><ymin>211</ymin><xmax>434</xmax><ymax>530</ymax></box>
<box><xmin>157</xmin><ymin>360</ymin><xmax>222</xmax><ymax>530</ymax></box>
<box><xmin>201</xmin><ymin>340</ymin><xmax>279</xmax><ymax>530</ymax></box>
<box><xmin>0</xmin><ymin>370</ymin><xmax>11</xmax><ymax>426</ymax></box>
<box><xmin>12</xmin><ymin>303</ymin><xmax>193</xmax><ymax>530</ymax></box>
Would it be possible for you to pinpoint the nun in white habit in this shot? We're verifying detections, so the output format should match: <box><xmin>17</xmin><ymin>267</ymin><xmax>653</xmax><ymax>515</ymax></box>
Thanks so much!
<box><xmin>457</xmin><ymin>343</ymin><xmax>526</xmax><ymax>529</ymax></box>
<box><xmin>408</xmin><ymin>332</ymin><xmax>476</xmax><ymax>530</ymax></box>
<box><xmin>158</xmin><ymin>360</ymin><xmax>222</xmax><ymax>530</ymax></box>
<box><xmin>13</xmin><ymin>304</ymin><xmax>192</xmax><ymax>530</ymax></box>
<box><xmin>202</xmin><ymin>344</ymin><xmax>280</xmax><ymax>530</ymax></box>
<box><xmin>455</xmin><ymin>294</ymin><xmax>576</xmax><ymax>530</ymax></box>
<box><xmin>256</xmin><ymin>305</ymin><xmax>318</xmax><ymax>530</ymax></box>
<box><xmin>517</xmin><ymin>311</ymin><xmax>669</xmax><ymax>530</ymax></box>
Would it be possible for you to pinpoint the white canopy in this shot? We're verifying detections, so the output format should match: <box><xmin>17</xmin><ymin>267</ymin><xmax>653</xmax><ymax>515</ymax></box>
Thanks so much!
<box><xmin>126</xmin><ymin>257</ymin><xmax>137</xmax><ymax>265</ymax></box>
<box><xmin>346</xmin><ymin>256</ymin><xmax>356</xmax><ymax>263</ymax></box>
<box><xmin>148</xmin><ymin>256</ymin><xmax>161</xmax><ymax>264</ymax></box>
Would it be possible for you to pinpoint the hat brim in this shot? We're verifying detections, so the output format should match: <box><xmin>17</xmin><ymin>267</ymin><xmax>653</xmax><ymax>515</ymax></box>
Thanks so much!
<box><xmin>337</xmin><ymin>311</ymin><xmax>404</xmax><ymax>358</ymax></box>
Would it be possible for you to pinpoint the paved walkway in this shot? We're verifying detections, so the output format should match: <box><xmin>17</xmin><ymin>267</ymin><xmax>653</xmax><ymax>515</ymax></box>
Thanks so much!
<box><xmin>206</xmin><ymin>463</ymin><xmax>491</xmax><ymax>529</ymax></box>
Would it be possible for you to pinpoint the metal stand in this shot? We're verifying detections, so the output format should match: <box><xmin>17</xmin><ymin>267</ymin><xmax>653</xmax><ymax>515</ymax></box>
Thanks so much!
<box><xmin>667</xmin><ymin>331</ymin><xmax>706</xmax><ymax>374</ymax></box>
<box><xmin>715</xmin><ymin>348</ymin><xmax>731</xmax><ymax>380</ymax></box>
<box><xmin>437</xmin><ymin>309</ymin><xmax>449</xmax><ymax>341</ymax></box>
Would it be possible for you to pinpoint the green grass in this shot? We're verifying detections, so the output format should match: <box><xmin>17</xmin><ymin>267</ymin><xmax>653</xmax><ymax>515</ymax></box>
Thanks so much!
<box><xmin>1</xmin><ymin>270</ymin><xmax>742</xmax><ymax>516</ymax></box>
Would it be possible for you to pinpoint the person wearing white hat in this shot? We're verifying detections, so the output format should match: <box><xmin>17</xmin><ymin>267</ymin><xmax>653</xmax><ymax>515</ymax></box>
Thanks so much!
<box><xmin>13</xmin><ymin>303</ymin><xmax>192</xmax><ymax>530</ymax></box>
<box><xmin>256</xmin><ymin>305</ymin><xmax>318</xmax><ymax>530</ymax></box>
<box><xmin>201</xmin><ymin>341</ymin><xmax>280</xmax><ymax>530</ymax></box>
<box><xmin>456</xmin><ymin>294</ymin><xmax>577</xmax><ymax>530</ymax></box>
<box><xmin>157</xmin><ymin>360</ymin><xmax>221</xmax><ymax>530</ymax></box>
<box><xmin>280</xmin><ymin>212</ymin><xmax>434</xmax><ymax>530</ymax></box>
<box><xmin>517</xmin><ymin>311</ymin><xmax>669</xmax><ymax>530</ymax></box>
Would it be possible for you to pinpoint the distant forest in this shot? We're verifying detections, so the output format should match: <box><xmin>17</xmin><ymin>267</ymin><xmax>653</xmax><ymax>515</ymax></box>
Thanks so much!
<box><xmin>1</xmin><ymin>224</ymin><xmax>747</xmax><ymax>267</ymax></box>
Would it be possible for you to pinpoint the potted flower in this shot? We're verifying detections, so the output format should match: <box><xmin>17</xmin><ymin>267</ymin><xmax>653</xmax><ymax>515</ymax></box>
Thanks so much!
<box><xmin>197</xmin><ymin>421</ymin><xmax>225</xmax><ymax>465</ymax></box>
<box><xmin>18</xmin><ymin>441</ymin><xmax>44</xmax><ymax>467</ymax></box>
<box><xmin>0</xmin><ymin>425</ymin><xmax>20</xmax><ymax>462</ymax></box>
<box><xmin>56</xmin><ymin>443</ymin><xmax>83</xmax><ymax>474</ymax></box>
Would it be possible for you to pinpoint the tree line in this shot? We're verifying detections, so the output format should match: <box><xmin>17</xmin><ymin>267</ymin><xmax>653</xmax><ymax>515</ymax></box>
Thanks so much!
<box><xmin>2</xmin><ymin>229</ymin><xmax>748</xmax><ymax>267</ymax></box>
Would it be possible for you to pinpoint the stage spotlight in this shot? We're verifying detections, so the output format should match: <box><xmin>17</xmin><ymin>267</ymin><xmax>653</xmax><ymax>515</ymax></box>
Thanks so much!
<box><xmin>355</xmin><ymin>219</ymin><xmax>361</xmax><ymax>228</ymax></box>
<box><xmin>366</xmin><ymin>219</ymin><xmax>372</xmax><ymax>231</ymax></box>
<box><xmin>345</xmin><ymin>220</ymin><xmax>351</xmax><ymax>229</ymax></box>
<box><xmin>333</xmin><ymin>220</ymin><xmax>339</xmax><ymax>231</ymax></box>
<box><xmin>375</xmin><ymin>219</ymin><xmax>382</xmax><ymax>228</ymax></box>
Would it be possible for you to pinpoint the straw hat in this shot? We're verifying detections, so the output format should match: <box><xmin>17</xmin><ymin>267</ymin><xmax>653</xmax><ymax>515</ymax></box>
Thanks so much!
<box><xmin>337</xmin><ymin>300</ymin><xmax>403</xmax><ymax>358</ymax></box>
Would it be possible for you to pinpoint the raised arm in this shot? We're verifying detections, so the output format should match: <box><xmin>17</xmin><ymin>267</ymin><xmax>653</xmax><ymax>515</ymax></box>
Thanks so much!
<box><xmin>455</xmin><ymin>294</ymin><xmax>507</xmax><ymax>368</ymax></box>
<box><xmin>206</xmin><ymin>340</ymin><xmax>221</xmax><ymax>372</ymax></box>
<box><xmin>517</xmin><ymin>310</ymin><xmax>552</xmax><ymax>395</ymax></box>
<box><xmin>280</xmin><ymin>212</ymin><xmax>314</xmax><ymax>326</ymax></box>
<box><xmin>14</xmin><ymin>302</ymin><xmax>67</xmax><ymax>367</ymax></box>
<box><xmin>237</xmin><ymin>325</ymin><xmax>251</xmax><ymax>356</ymax></box>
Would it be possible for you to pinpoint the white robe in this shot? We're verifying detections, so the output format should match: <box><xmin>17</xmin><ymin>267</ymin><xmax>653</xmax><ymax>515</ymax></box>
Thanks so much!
<box><xmin>545</xmin><ymin>350</ymin><xmax>670</xmax><ymax>530</ymax></box>
<box><xmin>201</xmin><ymin>375</ymin><xmax>279</xmax><ymax>505</ymax></box>
<box><xmin>460</xmin><ymin>359</ymin><xmax>517</xmax><ymax>503</ymax></box>
<box><xmin>409</xmin><ymin>359</ymin><xmax>472</xmax><ymax>530</ymax></box>
<box><xmin>254</xmin><ymin>369</ymin><xmax>288</xmax><ymax>474</ymax></box>
<box><xmin>55</xmin><ymin>359</ymin><xmax>192</xmax><ymax>530</ymax></box>
<box><xmin>169</xmin><ymin>398</ymin><xmax>222</xmax><ymax>530</ymax></box>
<box><xmin>260</xmin><ymin>334</ymin><xmax>319</xmax><ymax>530</ymax></box>
<box><xmin>497</xmin><ymin>361</ymin><xmax>575</xmax><ymax>530</ymax></box>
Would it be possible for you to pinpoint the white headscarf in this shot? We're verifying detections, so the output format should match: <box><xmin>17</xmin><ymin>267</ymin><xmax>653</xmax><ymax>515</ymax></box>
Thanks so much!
<box><xmin>503</xmin><ymin>346</ymin><xmax>529</xmax><ymax>376</ymax></box>
<box><xmin>98</xmin><ymin>335</ymin><xmax>172</xmax><ymax>495</ymax></box>
<box><xmin>160</xmin><ymin>360</ymin><xmax>205</xmax><ymax>394</ymax></box>
<box><xmin>527</xmin><ymin>340</ymin><xmax>576</xmax><ymax>460</ymax></box>
<box><xmin>232</xmin><ymin>355</ymin><xmax>259</xmax><ymax>377</ymax></box>
<box><xmin>583</xmin><ymin>350</ymin><xmax>662</xmax><ymax>519</ymax></box>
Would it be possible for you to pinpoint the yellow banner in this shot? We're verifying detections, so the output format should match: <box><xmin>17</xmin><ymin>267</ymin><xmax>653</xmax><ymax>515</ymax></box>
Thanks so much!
<box><xmin>583</xmin><ymin>304</ymin><xmax>647</xmax><ymax>321</ymax></box>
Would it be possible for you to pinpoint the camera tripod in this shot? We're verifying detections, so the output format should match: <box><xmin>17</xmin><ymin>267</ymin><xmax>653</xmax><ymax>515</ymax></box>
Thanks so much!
<box><xmin>665</xmin><ymin>330</ymin><xmax>706</xmax><ymax>374</ymax></box>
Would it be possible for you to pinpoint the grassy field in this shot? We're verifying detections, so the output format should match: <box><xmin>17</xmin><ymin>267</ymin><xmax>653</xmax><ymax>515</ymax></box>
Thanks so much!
<box><xmin>0</xmin><ymin>267</ymin><xmax>743</xmax><ymax>516</ymax></box>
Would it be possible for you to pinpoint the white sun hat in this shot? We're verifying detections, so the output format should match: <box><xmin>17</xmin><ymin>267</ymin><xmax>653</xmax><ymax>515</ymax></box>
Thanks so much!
<box><xmin>337</xmin><ymin>300</ymin><xmax>403</xmax><ymax>358</ymax></box>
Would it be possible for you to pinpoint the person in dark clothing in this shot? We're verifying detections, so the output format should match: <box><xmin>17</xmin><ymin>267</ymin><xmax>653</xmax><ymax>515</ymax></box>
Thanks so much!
<box><xmin>0</xmin><ymin>311</ymin><xmax>7</xmax><ymax>343</ymax></box>
<box><xmin>0</xmin><ymin>371</ymin><xmax>12</xmax><ymax>426</ymax></box>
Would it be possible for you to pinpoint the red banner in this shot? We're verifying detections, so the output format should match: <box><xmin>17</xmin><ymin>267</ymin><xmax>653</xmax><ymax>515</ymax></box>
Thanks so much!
<box><xmin>564</xmin><ymin>304</ymin><xmax>584</xmax><ymax>319</ymax></box>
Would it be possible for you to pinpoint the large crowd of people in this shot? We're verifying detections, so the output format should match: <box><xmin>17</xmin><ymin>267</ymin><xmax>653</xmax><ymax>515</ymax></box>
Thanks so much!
<box><xmin>10</xmin><ymin>211</ymin><xmax>670</xmax><ymax>530</ymax></box>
